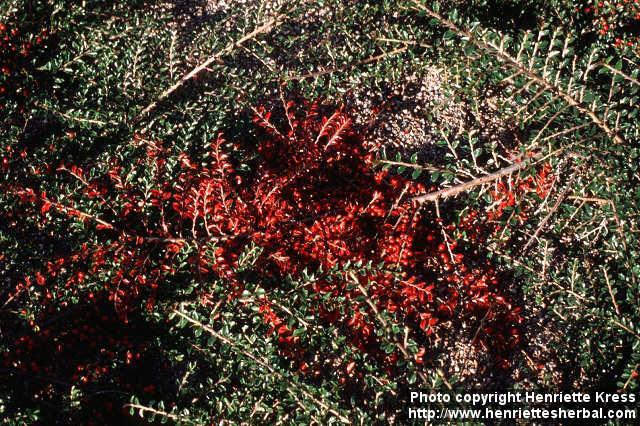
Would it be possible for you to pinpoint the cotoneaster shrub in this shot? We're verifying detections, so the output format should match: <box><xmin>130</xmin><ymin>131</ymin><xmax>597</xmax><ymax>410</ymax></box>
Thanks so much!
<box><xmin>0</xmin><ymin>16</ymin><xmax>49</xmax><ymax>117</ymax></box>
<box><xmin>2</xmin><ymin>97</ymin><xmax>553</xmax><ymax>422</ymax></box>
<box><xmin>3</xmin><ymin>0</ymin><xmax>637</xmax><ymax>423</ymax></box>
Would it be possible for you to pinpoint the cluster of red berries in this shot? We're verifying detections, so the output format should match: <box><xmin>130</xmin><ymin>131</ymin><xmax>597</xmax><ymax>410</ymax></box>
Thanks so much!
<box><xmin>6</xmin><ymin>304</ymin><xmax>145</xmax><ymax>382</ymax></box>
<box><xmin>580</xmin><ymin>0</ymin><xmax>640</xmax><ymax>48</ymax></box>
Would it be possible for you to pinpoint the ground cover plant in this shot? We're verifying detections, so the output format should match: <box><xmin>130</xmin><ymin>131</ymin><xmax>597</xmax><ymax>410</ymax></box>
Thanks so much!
<box><xmin>1</xmin><ymin>0</ymin><xmax>639</xmax><ymax>424</ymax></box>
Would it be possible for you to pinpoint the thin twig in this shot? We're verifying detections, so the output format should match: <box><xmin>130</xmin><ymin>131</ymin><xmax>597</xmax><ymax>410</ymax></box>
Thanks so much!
<box><xmin>602</xmin><ymin>267</ymin><xmax>621</xmax><ymax>316</ymax></box>
<box><xmin>491</xmin><ymin>248</ymin><xmax>590</xmax><ymax>303</ymax></box>
<box><xmin>567</xmin><ymin>195</ymin><xmax>609</xmax><ymax>205</ymax></box>
<box><xmin>522</xmin><ymin>173</ymin><xmax>577</xmax><ymax>253</ymax></box>
<box><xmin>285</xmin><ymin>46</ymin><xmax>407</xmax><ymax>81</ymax></box>
<box><xmin>622</xmin><ymin>364</ymin><xmax>640</xmax><ymax>391</ymax></box>
<box><xmin>10</xmin><ymin>188</ymin><xmax>193</xmax><ymax>245</ymax></box>
<box><xmin>35</xmin><ymin>102</ymin><xmax>117</xmax><ymax>127</ymax></box>
<box><xmin>377</xmin><ymin>159</ymin><xmax>446</xmax><ymax>173</ymax></box>
<box><xmin>349</xmin><ymin>273</ymin><xmax>430</xmax><ymax>386</ymax></box>
<box><xmin>610</xmin><ymin>318</ymin><xmax>640</xmax><ymax>341</ymax></box>
<box><xmin>598</xmin><ymin>62</ymin><xmax>640</xmax><ymax>87</ymax></box>
<box><xmin>124</xmin><ymin>404</ymin><xmax>182</xmax><ymax>422</ymax></box>
<box><xmin>377</xmin><ymin>37</ymin><xmax>432</xmax><ymax>48</ymax></box>
<box><xmin>493</xmin><ymin>249</ymin><xmax>640</xmax><ymax>341</ymax></box>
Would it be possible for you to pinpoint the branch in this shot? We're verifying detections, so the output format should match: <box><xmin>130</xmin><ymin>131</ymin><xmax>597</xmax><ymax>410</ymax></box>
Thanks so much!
<box><xmin>349</xmin><ymin>273</ymin><xmax>431</xmax><ymax>386</ymax></box>
<box><xmin>522</xmin><ymin>172</ymin><xmax>577</xmax><ymax>252</ymax></box>
<box><xmin>124</xmin><ymin>403</ymin><xmax>183</xmax><ymax>423</ymax></box>
<box><xmin>34</xmin><ymin>102</ymin><xmax>117</xmax><ymax>127</ymax></box>
<box><xmin>598</xmin><ymin>62</ymin><xmax>640</xmax><ymax>87</ymax></box>
<box><xmin>135</xmin><ymin>14</ymin><xmax>286</xmax><ymax>121</ymax></box>
<box><xmin>602</xmin><ymin>267</ymin><xmax>621</xmax><ymax>317</ymax></box>
<box><xmin>171</xmin><ymin>309</ymin><xmax>352</xmax><ymax>424</ymax></box>
<box><xmin>412</xmin><ymin>2</ymin><xmax>625</xmax><ymax>145</ymax></box>
<box><xmin>285</xmin><ymin>46</ymin><xmax>407</xmax><ymax>81</ymax></box>
<box><xmin>412</xmin><ymin>154</ymin><xmax>541</xmax><ymax>203</ymax></box>
<box><xmin>11</xmin><ymin>188</ymin><xmax>193</xmax><ymax>245</ymax></box>
<box><xmin>377</xmin><ymin>159</ymin><xmax>446</xmax><ymax>173</ymax></box>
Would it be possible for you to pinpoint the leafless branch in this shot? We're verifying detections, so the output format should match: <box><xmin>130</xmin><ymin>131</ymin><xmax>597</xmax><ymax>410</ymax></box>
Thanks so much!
<box><xmin>412</xmin><ymin>154</ymin><xmax>541</xmax><ymax>203</ymax></box>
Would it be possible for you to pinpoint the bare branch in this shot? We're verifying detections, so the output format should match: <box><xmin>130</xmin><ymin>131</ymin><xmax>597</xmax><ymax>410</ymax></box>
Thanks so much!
<box><xmin>412</xmin><ymin>154</ymin><xmax>541</xmax><ymax>203</ymax></box>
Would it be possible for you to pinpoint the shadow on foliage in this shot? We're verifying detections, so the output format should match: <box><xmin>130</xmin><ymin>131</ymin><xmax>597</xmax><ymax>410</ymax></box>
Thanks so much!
<box><xmin>0</xmin><ymin>297</ymin><xmax>174</xmax><ymax>425</ymax></box>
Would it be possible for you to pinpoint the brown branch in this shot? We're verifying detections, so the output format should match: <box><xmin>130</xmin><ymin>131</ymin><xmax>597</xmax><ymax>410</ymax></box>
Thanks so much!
<box><xmin>135</xmin><ymin>14</ymin><xmax>286</xmax><ymax>121</ymax></box>
<box><xmin>622</xmin><ymin>364</ymin><xmax>640</xmax><ymax>391</ymax></box>
<box><xmin>412</xmin><ymin>154</ymin><xmax>541</xmax><ymax>203</ymax></box>
<box><xmin>34</xmin><ymin>102</ymin><xmax>116</xmax><ymax>127</ymax></box>
<box><xmin>610</xmin><ymin>318</ymin><xmax>640</xmax><ymax>341</ymax></box>
<box><xmin>377</xmin><ymin>37</ymin><xmax>432</xmax><ymax>49</ymax></box>
<box><xmin>602</xmin><ymin>267</ymin><xmax>621</xmax><ymax>317</ymax></box>
<box><xmin>567</xmin><ymin>195</ymin><xmax>609</xmax><ymax>205</ymax></box>
<box><xmin>539</xmin><ymin>123</ymin><xmax>591</xmax><ymax>142</ymax></box>
<box><xmin>124</xmin><ymin>404</ymin><xmax>182</xmax><ymax>422</ymax></box>
<box><xmin>598</xmin><ymin>62</ymin><xmax>640</xmax><ymax>87</ymax></box>
<box><xmin>378</xmin><ymin>159</ymin><xmax>446</xmax><ymax>173</ymax></box>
